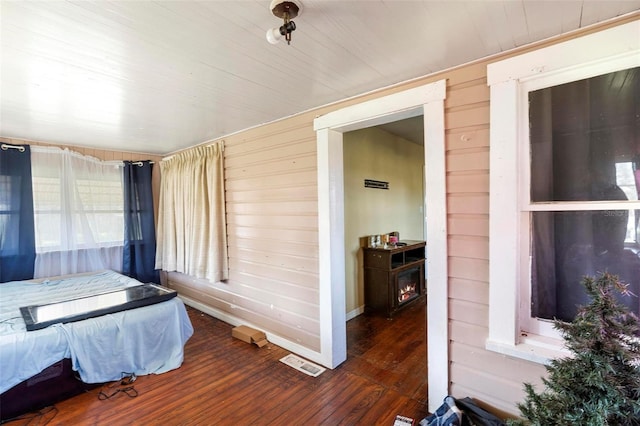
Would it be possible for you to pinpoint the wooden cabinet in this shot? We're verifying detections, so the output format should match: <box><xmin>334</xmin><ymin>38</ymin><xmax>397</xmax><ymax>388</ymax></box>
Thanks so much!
<box><xmin>362</xmin><ymin>240</ymin><xmax>426</xmax><ymax>317</ymax></box>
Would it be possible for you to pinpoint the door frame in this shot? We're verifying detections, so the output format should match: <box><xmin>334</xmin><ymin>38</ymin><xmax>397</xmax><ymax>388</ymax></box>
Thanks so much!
<box><xmin>313</xmin><ymin>79</ymin><xmax>449</xmax><ymax>412</ymax></box>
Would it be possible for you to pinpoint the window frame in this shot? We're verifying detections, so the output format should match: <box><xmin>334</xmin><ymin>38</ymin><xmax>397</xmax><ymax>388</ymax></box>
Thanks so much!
<box><xmin>487</xmin><ymin>20</ymin><xmax>640</xmax><ymax>364</ymax></box>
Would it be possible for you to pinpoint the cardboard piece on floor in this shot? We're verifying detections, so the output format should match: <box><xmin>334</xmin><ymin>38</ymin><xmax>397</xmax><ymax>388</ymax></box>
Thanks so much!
<box><xmin>232</xmin><ymin>325</ymin><xmax>268</xmax><ymax>347</ymax></box>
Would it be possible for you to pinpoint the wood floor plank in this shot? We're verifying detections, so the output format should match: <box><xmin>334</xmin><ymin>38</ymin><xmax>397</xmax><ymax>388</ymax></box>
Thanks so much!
<box><xmin>4</xmin><ymin>299</ymin><xmax>428</xmax><ymax>425</ymax></box>
<box><xmin>316</xmin><ymin>379</ymin><xmax>386</xmax><ymax>425</ymax></box>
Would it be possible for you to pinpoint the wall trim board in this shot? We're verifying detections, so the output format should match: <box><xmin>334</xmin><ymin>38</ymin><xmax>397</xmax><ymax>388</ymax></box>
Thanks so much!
<box><xmin>314</xmin><ymin>78</ymin><xmax>448</xmax><ymax>413</ymax></box>
<box><xmin>178</xmin><ymin>295</ymin><xmax>326</xmax><ymax>366</ymax></box>
<box><xmin>345</xmin><ymin>306</ymin><xmax>364</xmax><ymax>322</ymax></box>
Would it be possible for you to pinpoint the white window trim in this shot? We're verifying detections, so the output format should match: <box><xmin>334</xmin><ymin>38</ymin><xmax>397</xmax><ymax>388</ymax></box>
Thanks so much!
<box><xmin>487</xmin><ymin>20</ymin><xmax>640</xmax><ymax>364</ymax></box>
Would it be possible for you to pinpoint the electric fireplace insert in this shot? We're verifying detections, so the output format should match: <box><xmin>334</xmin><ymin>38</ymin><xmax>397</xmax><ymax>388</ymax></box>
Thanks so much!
<box><xmin>363</xmin><ymin>240</ymin><xmax>426</xmax><ymax>317</ymax></box>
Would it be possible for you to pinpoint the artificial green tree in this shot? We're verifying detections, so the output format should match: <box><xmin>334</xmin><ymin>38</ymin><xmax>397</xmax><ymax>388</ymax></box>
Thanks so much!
<box><xmin>509</xmin><ymin>272</ymin><xmax>640</xmax><ymax>425</ymax></box>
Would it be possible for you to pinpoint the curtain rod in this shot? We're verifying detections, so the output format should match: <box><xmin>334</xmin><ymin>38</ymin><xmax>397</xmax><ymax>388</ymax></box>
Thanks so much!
<box><xmin>130</xmin><ymin>161</ymin><xmax>154</xmax><ymax>167</ymax></box>
<box><xmin>1</xmin><ymin>143</ymin><xmax>26</xmax><ymax>152</ymax></box>
<box><xmin>25</xmin><ymin>145</ymin><xmax>155</xmax><ymax>166</ymax></box>
<box><xmin>162</xmin><ymin>140</ymin><xmax>224</xmax><ymax>162</ymax></box>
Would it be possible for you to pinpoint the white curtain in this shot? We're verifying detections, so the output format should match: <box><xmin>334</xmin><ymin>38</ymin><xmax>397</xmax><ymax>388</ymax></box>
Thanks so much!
<box><xmin>155</xmin><ymin>143</ymin><xmax>228</xmax><ymax>282</ymax></box>
<box><xmin>31</xmin><ymin>147</ymin><xmax>124</xmax><ymax>277</ymax></box>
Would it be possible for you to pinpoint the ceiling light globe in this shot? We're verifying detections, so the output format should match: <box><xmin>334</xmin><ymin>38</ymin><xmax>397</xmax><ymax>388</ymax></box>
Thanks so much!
<box><xmin>266</xmin><ymin>27</ymin><xmax>282</xmax><ymax>44</ymax></box>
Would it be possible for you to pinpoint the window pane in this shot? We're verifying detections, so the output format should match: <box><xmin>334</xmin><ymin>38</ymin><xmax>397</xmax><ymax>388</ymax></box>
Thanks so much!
<box><xmin>531</xmin><ymin>211</ymin><xmax>640</xmax><ymax>323</ymax></box>
<box><xmin>32</xmin><ymin>158</ymin><xmax>124</xmax><ymax>251</ymax></box>
<box><xmin>529</xmin><ymin>67</ymin><xmax>640</xmax><ymax>202</ymax></box>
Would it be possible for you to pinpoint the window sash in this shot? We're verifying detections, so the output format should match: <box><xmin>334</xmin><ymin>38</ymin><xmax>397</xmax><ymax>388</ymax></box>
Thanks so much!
<box><xmin>517</xmin><ymin>70</ymin><xmax>640</xmax><ymax>338</ymax></box>
<box><xmin>30</xmin><ymin>149</ymin><xmax>125</xmax><ymax>253</ymax></box>
<box><xmin>520</xmin><ymin>62</ymin><xmax>640</xmax><ymax>337</ymax></box>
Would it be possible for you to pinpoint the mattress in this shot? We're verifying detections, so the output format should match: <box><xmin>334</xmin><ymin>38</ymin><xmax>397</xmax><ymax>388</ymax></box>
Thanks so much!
<box><xmin>0</xmin><ymin>270</ymin><xmax>193</xmax><ymax>394</ymax></box>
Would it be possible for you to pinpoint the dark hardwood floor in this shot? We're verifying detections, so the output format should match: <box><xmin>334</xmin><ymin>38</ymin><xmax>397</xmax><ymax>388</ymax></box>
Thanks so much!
<box><xmin>5</xmin><ymin>298</ymin><xmax>428</xmax><ymax>425</ymax></box>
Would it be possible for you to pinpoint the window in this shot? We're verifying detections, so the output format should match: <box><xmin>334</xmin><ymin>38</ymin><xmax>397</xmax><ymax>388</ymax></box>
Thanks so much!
<box><xmin>526</xmin><ymin>69</ymin><xmax>640</xmax><ymax>334</ymax></box>
<box><xmin>32</xmin><ymin>175</ymin><xmax>123</xmax><ymax>250</ymax></box>
<box><xmin>30</xmin><ymin>147</ymin><xmax>124</xmax><ymax>277</ymax></box>
<box><xmin>487</xmin><ymin>21</ymin><xmax>640</xmax><ymax>363</ymax></box>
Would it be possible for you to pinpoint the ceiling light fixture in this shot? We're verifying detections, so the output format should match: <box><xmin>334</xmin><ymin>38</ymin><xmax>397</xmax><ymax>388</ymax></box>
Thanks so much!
<box><xmin>266</xmin><ymin>0</ymin><xmax>302</xmax><ymax>45</ymax></box>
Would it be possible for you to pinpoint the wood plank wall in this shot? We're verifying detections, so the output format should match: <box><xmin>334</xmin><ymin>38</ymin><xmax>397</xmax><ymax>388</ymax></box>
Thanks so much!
<box><xmin>166</xmin><ymin>113</ymin><xmax>325</xmax><ymax>351</ymax></box>
<box><xmin>442</xmin><ymin>62</ymin><xmax>547</xmax><ymax>415</ymax></box>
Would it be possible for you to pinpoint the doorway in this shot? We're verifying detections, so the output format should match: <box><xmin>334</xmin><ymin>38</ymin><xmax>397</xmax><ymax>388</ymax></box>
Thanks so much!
<box><xmin>313</xmin><ymin>79</ymin><xmax>448</xmax><ymax>413</ymax></box>
<box><xmin>343</xmin><ymin>118</ymin><xmax>425</xmax><ymax>320</ymax></box>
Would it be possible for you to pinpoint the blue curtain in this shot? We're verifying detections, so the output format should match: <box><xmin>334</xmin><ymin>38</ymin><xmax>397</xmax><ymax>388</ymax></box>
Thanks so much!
<box><xmin>122</xmin><ymin>161</ymin><xmax>159</xmax><ymax>283</ymax></box>
<box><xmin>0</xmin><ymin>145</ymin><xmax>36</xmax><ymax>282</ymax></box>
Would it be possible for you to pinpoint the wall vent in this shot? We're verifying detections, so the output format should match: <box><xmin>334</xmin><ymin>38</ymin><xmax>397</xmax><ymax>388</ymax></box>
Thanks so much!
<box><xmin>364</xmin><ymin>179</ymin><xmax>389</xmax><ymax>190</ymax></box>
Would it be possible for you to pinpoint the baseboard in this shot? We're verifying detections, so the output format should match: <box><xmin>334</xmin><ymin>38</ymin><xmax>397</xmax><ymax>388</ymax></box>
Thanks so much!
<box><xmin>346</xmin><ymin>305</ymin><xmax>364</xmax><ymax>321</ymax></box>
<box><xmin>178</xmin><ymin>295</ymin><xmax>332</xmax><ymax>369</ymax></box>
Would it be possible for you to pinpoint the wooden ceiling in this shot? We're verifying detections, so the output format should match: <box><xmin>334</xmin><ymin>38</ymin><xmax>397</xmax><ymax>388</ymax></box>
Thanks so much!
<box><xmin>1</xmin><ymin>1</ymin><xmax>638</xmax><ymax>155</ymax></box>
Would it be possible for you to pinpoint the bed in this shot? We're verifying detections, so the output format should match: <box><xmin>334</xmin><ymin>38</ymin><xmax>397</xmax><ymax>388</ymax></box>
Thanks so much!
<box><xmin>0</xmin><ymin>270</ymin><xmax>194</xmax><ymax>420</ymax></box>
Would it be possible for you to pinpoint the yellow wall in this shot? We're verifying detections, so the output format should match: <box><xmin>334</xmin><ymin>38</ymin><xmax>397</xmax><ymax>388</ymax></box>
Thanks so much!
<box><xmin>343</xmin><ymin>127</ymin><xmax>424</xmax><ymax>314</ymax></box>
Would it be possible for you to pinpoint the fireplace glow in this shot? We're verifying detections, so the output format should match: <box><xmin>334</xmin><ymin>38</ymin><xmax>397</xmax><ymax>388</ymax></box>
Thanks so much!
<box><xmin>398</xmin><ymin>283</ymin><xmax>417</xmax><ymax>303</ymax></box>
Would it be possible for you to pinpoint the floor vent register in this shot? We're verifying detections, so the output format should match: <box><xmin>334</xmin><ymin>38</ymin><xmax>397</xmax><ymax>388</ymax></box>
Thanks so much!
<box><xmin>279</xmin><ymin>354</ymin><xmax>326</xmax><ymax>377</ymax></box>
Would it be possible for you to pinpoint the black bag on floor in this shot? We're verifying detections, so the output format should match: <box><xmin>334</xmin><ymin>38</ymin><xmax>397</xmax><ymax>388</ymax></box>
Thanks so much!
<box><xmin>454</xmin><ymin>397</ymin><xmax>505</xmax><ymax>426</ymax></box>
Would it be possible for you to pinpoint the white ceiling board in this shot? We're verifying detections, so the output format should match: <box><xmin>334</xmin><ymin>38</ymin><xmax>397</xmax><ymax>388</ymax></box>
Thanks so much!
<box><xmin>377</xmin><ymin>116</ymin><xmax>424</xmax><ymax>146</ymax></box>
<box><xmin>580</xmin><ymin>1</ymin><xmax>640</xmax><ymax>26</ymax></box>
<box><xmin>1</xmin><ymin>1</ymin><xmax>639</xmax><ymax>155</ymax></box>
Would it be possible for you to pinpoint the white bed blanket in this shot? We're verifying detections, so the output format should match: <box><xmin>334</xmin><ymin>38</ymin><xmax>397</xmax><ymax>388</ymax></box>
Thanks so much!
<box><xmin>0</xmin><ymin>270</ymin><xmax>193</xmax><ymax>393</ymax></box>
